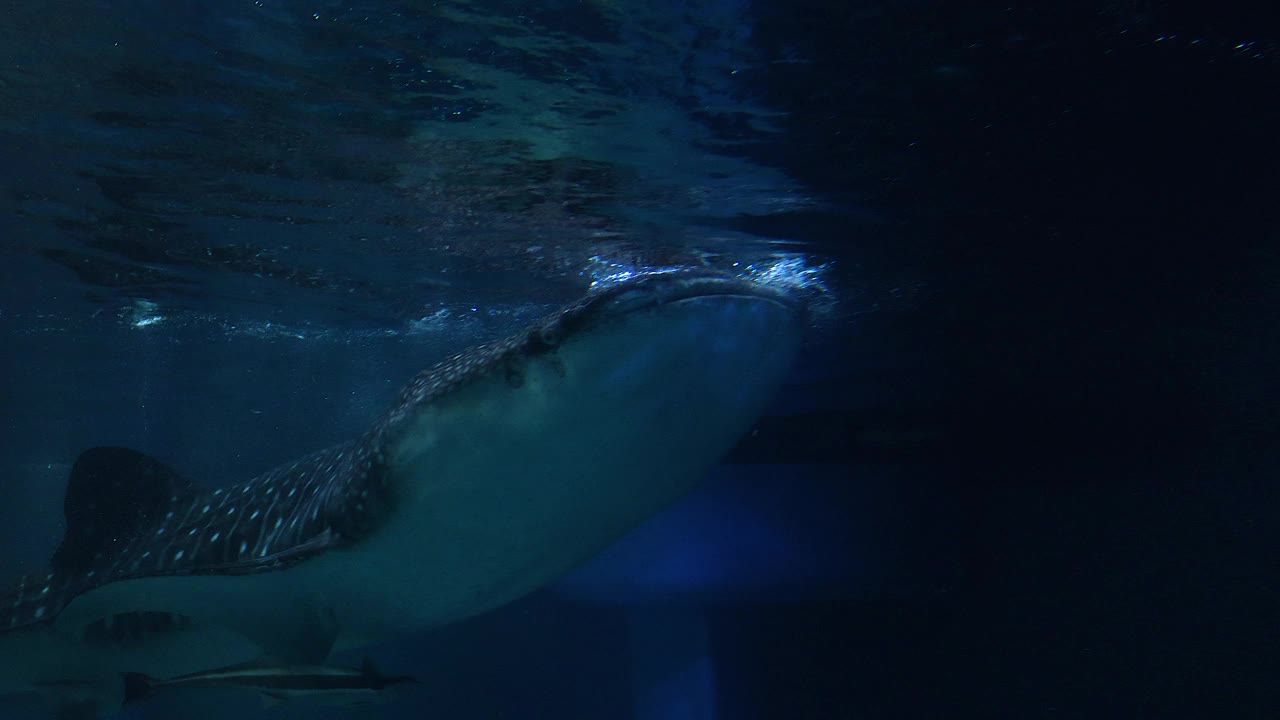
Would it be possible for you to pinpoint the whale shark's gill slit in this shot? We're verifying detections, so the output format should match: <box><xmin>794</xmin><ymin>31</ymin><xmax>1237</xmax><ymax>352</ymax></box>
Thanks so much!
<box><xmin>81</xmin><ymin>611</ymin><xmax>193</xmax><ymax>648</ymax></box>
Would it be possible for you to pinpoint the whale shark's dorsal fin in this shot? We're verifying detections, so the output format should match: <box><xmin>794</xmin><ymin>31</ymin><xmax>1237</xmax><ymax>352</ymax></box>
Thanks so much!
<box><xmin>51</xmin><ymin>447</ymin><xmax>198</xmax><ymax>575</ymax></box>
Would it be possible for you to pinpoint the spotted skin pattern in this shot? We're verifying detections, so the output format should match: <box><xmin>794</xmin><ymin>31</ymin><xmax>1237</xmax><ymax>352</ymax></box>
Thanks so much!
<box><xmin>0</xmin><ymin>270</ymin><xmax>795</xmax><ymax>638</ymax></box>
<box><xmin>0</xmin><ymin>441</ymin><xmax>379</xmax><ymax>632</ymax></box>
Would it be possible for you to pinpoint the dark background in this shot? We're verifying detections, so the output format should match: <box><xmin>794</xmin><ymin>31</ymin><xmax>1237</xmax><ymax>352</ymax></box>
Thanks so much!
<box><xmin>715</xmin><ymin>0</ymin><xmax>1280</xmax><ymax>716</ymax></box>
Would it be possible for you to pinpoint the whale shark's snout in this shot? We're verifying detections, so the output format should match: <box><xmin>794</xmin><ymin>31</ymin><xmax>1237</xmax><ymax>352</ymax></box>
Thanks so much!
<box><xmin>532</xmin><ymin>269</ymin><xmax>806</xmax><ymax>421</ymax></box>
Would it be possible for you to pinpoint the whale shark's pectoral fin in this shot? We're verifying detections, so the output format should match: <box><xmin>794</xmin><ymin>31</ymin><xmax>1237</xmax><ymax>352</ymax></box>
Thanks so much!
<box><xmin>249</xmin><ymin>604</ymin><xmax>340</xmax><ymax>664</ymax></box>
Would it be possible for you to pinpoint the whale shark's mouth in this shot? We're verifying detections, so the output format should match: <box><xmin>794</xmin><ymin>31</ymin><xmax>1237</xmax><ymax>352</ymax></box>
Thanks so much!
<box><xmin>577</xmin><ymin>270</ymin><xmax>803</xmax><ymax>319</ymax></box>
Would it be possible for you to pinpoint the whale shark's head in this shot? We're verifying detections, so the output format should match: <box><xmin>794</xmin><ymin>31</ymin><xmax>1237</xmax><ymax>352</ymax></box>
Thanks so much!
<box><xmin>526</xmin><ymin>269</ymin><xmax>804</xmax><ymax>417</ymax></box>
<box><xmin>382</xmin><ymin>269</ymin><xmax>804</xmax><ymax>415</ymax></box>
<box><xmin>377</xmin><ymin>269</ymin><xmax>805</xmax><ymax>479</ymax></box>
<box><xmin>357</xmin><ymin>270</ymin><xmax>807</xmax><ymax>622</ymax></box>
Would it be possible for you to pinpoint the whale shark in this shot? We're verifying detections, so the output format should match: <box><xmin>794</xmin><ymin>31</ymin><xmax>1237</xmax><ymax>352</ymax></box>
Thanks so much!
<box><xmin>0</xmin><ymin>269</ymin><xmax>805</xmax><ymax>716</ymax></box>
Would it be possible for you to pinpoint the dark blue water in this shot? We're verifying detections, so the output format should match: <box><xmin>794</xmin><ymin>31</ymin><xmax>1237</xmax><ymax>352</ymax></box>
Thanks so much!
<box><xmin>3</xmin><ymin>0</ymin><xmax>1279</xmax><ymax>717</ymax></box>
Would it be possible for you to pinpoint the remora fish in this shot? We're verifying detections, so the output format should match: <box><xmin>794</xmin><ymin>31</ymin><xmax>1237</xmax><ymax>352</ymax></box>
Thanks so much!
<box><xmin>0</xmin><ymin>270</ymin><xmax>805</xmax><ymax>715</ymax></box>
<box><xmin>122</xmin><ymin>658</ymin><xmax>416</xmax><ymax>707</ymax></box>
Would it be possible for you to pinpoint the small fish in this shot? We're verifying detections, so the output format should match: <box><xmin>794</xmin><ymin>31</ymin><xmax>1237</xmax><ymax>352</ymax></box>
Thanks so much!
<box><xmin>122</xmin><ymin>657</ymin><xmax>416</xmax><ymax>707</ymax></box>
